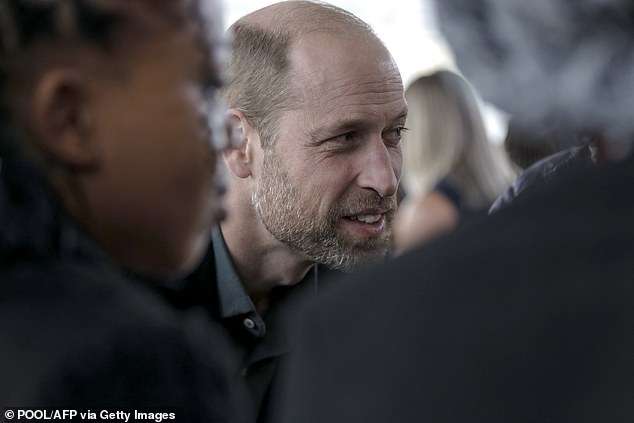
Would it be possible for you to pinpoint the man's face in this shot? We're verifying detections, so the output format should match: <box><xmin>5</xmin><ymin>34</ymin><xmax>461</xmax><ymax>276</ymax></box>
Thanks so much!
<box><xmin>252</xmin><ymin>32</ymin><xmax>407</xmax><ymax>272</ymax></box>
<box><xmin>84</xmin><ymin>8</ymin><xmax>229</xmax><ymax>276</ymax></box>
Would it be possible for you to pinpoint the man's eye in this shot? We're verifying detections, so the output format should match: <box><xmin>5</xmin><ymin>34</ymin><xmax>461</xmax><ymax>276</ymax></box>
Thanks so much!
<box><xmin>331</xmin><ymin>132</ymin><xmax>356</xmax><ymax>142</ymax></box>
<box><xmin>384</xmin><ymin>127</ymin><xmax>408</xmax><ymax>146</ymax></box>
<box><xmin>326</xmin><ymin>132</ymin><xmax>359</xmax><ymax>146</ymax></box>
<box><xmin>319</xmin><ymin>132</ymin><xmax>360</xmax><ymax>153</ymax></box>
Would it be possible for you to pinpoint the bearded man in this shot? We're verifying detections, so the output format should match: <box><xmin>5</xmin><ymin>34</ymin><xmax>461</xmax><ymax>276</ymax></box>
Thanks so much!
<box><xmin>180</xmin><ymin>1</ymin><xmax>407</xmax><ymax>421</ymax></box>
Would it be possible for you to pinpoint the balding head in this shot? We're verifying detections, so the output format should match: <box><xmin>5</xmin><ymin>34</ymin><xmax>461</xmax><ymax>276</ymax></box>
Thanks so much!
<box><xmin>238</xmin><ymin>0</ymin><xmax>374</xmax><ymax>36</ymax></box>
<box><xmin>224</xmin><ymin>0</ymin><xmax>384</xmax><ymax>148</ymax></box>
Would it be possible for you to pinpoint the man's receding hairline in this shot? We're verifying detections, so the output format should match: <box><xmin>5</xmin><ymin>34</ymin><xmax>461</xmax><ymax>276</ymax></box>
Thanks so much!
<box><xmin>232</xmin><ymin>0</ymin><xmax>378</xmax><ymax>43</ymax></box>
<box><xmin>226</xmin><ymin>0</ymin><xmax>386</xmax><ymax>148</ymax></box>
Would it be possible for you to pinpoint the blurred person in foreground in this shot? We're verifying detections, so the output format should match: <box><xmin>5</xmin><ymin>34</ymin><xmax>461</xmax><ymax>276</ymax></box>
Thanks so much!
<box><xmin>393</xmin><ymin>69</ymin><xmax>514</xmax><ymax>253</ymax></box>
<box><xmin>180</xmin><ymin>1</ymin><xmax>407</xmax><ymax>420</ymax></box>
<box><xmin>0</xmin><ymin>0</ymin><xmax>250</xmax><ymax>420</ymax></box>
<box><xmin>277</xmin><ymin>0</ymin><xmax>634</xmax><ymax>422</ymax></box>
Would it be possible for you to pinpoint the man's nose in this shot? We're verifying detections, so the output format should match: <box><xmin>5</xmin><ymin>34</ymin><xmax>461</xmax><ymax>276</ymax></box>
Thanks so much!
<box><xmin>356</xmin><ymin>138</ymin><xmax>400</xmax><ymax>198</ymax></box>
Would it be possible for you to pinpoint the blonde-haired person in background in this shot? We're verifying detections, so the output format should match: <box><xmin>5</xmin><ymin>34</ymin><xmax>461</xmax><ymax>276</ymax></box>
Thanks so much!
<box><xmin>393</xmin><ymin>69</ymin><xmax>514</xmax><ymax>253</ymax></box>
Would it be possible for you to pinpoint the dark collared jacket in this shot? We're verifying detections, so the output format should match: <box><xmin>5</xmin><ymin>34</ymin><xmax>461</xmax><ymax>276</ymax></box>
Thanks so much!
<box><xmin>175</xmin><ymin>232</ymin><xmax>332</xmax><ymax>423</ymax></box>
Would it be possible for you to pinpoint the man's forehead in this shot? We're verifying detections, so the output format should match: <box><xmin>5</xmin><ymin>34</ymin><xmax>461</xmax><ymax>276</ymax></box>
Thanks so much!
<box><xmin>295</xmin><ymin>80</ymin><xmax>407</xmax><ymax>138</ymax></box>
<box><xmin>289</xmin><ymin>34</ymin><xmax>402</xmax><ymax>94</ymax></box>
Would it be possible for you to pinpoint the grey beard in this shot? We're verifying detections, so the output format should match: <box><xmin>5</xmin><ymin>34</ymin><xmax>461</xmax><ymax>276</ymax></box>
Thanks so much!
<box><xmin>251</xmin><ymin>157</ymin><xmax>393</xmax><ymax>272</ymax></box>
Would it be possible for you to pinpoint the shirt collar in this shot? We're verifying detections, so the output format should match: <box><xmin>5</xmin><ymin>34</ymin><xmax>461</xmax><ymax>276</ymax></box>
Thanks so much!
<box><xmin>211</xmin><ymin>225</ymin><xmax>266</xmax><ymax>337</ymax></box>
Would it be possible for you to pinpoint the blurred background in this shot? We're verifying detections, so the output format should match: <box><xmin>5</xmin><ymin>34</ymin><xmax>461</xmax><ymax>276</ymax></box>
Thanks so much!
<box><xmin>222</xmin><ymin>0</ymin><xmax>508</xmax><ymax>144</ymax></box>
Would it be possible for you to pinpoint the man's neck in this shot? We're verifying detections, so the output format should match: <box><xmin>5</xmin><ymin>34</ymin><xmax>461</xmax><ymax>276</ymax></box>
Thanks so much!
<box><xmin>219</xmin><ymin>218</ymin><xmax>314</xmax><ymax>308</ymax></box>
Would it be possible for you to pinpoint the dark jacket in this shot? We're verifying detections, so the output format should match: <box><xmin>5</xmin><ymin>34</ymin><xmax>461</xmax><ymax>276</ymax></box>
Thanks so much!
<box><xmin>279</xmin><ymin>152</ymin><xmax>634</xmax><ymax>423</ymax></box>
<box><xmin>0</xmin><ymin>133</ymin><xmax>250</xmax><ymax>421</ymax></box>
<box><xmin>173</xmin><ymin>243</ymin><xmax>327</xmax><ymax>423</ymax></box>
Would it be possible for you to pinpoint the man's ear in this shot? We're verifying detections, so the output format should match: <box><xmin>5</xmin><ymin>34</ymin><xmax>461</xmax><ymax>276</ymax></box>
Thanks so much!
<box><xmin>30</xmin><ymin>69</ymin><xmax>99</xmax><ymax>169</ymax></box>
<box><xmin>223</xmin><ymin>108</ymin><xmax>257</xmax><ymax>179</ymax></box>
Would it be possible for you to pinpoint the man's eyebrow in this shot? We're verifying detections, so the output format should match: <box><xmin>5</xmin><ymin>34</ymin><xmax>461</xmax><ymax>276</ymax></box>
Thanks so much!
<box><xmin>309</xmin><ymin>107</ymin><xmax>409</xmax><ymax>143</ymax></box>
<box><xmin>334</xmin><ymin>107</ymin><xmax>409</xmax><ymax>130</ymax></box>
<box><xmin>309</xmin><ymin>119</ymin><xmax>370</xmax><ymax>142</ymax></box>
<box><xmin>391</xmin><ymin>108</ymin><xmax>409</xmax><ymax>123</ymax></box>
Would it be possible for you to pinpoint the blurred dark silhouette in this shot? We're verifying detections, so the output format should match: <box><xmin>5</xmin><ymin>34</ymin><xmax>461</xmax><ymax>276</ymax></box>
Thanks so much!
<box><xmin>0</xmin><ymin>1</ymin><xmax>250</xmax><ymax>420</ymax></box>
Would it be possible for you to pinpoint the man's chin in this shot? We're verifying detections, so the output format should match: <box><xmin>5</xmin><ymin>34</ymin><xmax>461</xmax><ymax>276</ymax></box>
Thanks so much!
<box><xmin>325</xmin><ymin>243</ymin><xmax>391</xmax><ymax>273</ymax></box>
<box><xmin>339</xmin><ymin>230</ymin><xmax>391</xmax><ymax>254</ymax></box>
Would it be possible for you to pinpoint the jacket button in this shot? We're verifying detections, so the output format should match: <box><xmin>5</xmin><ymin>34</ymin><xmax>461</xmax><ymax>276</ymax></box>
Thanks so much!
<box><xmin>243</xmin><ymin>317</ymin><xmax>255</xmax><ymax>329</ymax></box>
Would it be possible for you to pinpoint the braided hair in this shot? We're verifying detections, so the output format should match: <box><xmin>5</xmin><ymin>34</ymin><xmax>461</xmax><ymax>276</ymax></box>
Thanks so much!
<box><xmin>0</xmin><ymin>0</ymin><xmax>222</xmax><ymax>170</ymax></box>
<box><xmin>0</xmin><ymin>0</ymin><xmax>222</xmax><ymax>258</ymax></box>
<box><xmin>0</xmin><ymin>0</ymin><xmax>217</xmax><ymax>119</ymax></box>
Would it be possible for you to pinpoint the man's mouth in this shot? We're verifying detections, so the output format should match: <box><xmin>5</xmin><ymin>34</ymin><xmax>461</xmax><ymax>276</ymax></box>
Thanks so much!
<box><xmin>345</xmin><ymin>214</ymin><xmax>382</xmax><ymax>224</ymax></box>
<box><xmin>341</xmin><ymin>211</ymin><xmax>388</xmax><ymax>238</ymax></box>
